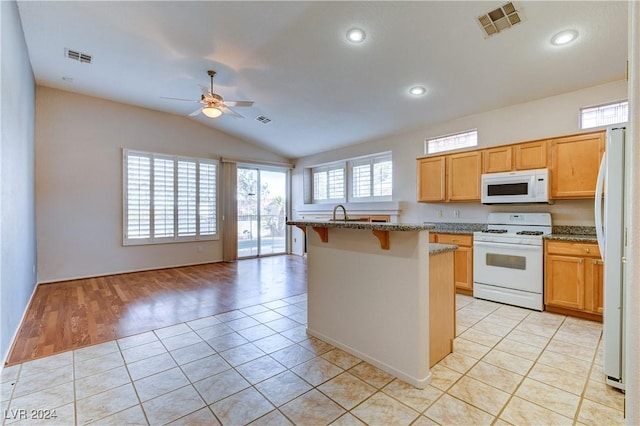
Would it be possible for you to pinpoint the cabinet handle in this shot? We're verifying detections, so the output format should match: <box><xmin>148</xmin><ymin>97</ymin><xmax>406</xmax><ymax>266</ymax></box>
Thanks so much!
<box><xmin>593</xmin><ymin>260</ymin><xmax>597</xmax><ymax>265</ymax></box>
<box><xmin>579</xmin><ymin>259</ymin><xmax>584</xmax><ymax>264</ymax></box>
<box><xmin>585</xmin><ymin>248</ymin><xmax>590</xmax><ymax>253</ymax></box>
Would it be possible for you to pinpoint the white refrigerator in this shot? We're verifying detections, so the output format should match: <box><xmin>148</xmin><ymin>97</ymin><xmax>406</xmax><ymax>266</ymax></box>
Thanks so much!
<box><xmin>595</xmin><ymin>125</ymin><xmax>628</xmax><ymax>391</ymax></box>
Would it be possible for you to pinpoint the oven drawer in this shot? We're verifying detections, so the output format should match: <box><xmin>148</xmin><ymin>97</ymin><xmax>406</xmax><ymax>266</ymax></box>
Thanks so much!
<box><xmin>545</xmin><ymin>241</ymin><xmax>601</xmax><ymax>258</ymax></box>
<box><xmin>435</xmin><ymin>233</ymin><xmax>472</xmax><ymax>246</ymax></box>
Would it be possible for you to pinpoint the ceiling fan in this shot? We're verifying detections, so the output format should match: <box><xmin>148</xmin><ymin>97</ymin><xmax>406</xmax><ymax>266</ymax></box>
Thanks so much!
<box><xmin>162</xmin><ymin>70</ymin><xmax>254</xmax><ymax>118</ymax></box>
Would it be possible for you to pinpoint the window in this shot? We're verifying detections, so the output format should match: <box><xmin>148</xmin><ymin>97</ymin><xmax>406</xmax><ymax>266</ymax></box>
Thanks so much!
<box><xmin>123</xmin><ymin>150</ymin><xmax>218</xmax><ymax>245</ymax></box>
<box><xmin>425</xmin><ymin>129</ymin><xmax>478</xmax><ymax>154</ymax></box>
<box><xmin>312</xmin><ymin>164</ymin><xmax>345</xmax><ymax>202</ymax></box>
<box><xmin>350</xmin><ymin>154</ymin><xmax>392</xmax><ymax>201</ymax></box>
<box><xmin>580</xmin><ymin>100</ymin><xmax>628</xmax><ymax>129</ymax></box>
<box><xmin>310</xmin><ymin>152</ymin><xmax>392</xmax><ymax>203</ymax></box>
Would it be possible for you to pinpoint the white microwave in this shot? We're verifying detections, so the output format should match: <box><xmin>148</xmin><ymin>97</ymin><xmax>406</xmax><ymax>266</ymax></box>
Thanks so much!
<box><xmin>481</xmin><ymin>168</ymin><xmax>550</xmax><ymax>204</ymax></box>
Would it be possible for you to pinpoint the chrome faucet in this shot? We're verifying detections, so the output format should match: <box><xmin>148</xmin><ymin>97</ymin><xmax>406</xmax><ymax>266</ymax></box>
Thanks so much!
<box><xmin>332</xmin><ymin>204</ymin><xmax>348</xmax><ymax>221</ymax></box>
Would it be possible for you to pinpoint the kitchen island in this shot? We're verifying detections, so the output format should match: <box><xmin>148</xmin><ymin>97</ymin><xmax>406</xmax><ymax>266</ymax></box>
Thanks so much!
<box><xmin>288</xmin><ymin>220</ymin><xmax>454</xmax><ymax>388</ymax></box>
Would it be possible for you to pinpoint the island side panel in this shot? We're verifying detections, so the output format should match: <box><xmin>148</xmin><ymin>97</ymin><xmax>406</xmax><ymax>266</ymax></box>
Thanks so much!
<box><xmin>306</xmin><ymin>227</ymin><xmax>431</xmax><ymax>388</ymax></box>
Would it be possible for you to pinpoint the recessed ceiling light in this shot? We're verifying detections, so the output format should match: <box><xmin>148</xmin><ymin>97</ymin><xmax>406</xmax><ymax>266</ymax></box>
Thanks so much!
<box><xmin>346</xmin><ymin>28</ymin><xmax>366</xmax><ymax>43</ymax></box>
<box><xmin>409</xmin><ymin>86</ymin><xmax>426</xmax><ymax>96</ymax></box>
<box><xmin>551</xmin><ymin>29</ymin><xmax>578</xmax><ymax>46</ymax></box>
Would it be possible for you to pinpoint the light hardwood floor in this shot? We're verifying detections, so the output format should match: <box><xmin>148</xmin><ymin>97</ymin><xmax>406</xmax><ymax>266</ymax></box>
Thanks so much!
<box><xmin>6</xmin><ymin>255</ymin><xmax>307</xmax><ymax>366</ymax></box>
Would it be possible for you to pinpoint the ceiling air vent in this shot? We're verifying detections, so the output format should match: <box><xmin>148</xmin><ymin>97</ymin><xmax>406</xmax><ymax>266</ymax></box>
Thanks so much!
<box><xmin>256</xmin><ymin>115</ymin><xmax>272</xmax><ymax>124</ymax></box>
<box><xmin>65</xmin><ymin>48</ymin><xmax>92</xmax><ymax>64</ymax></box>
<box><xmin>477</xmin><ymin>2</ymin><xmax>523</xmax><ymax>37</ymax></box>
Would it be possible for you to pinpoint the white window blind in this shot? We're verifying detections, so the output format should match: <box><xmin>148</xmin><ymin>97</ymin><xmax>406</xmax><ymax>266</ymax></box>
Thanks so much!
<box><xmin>312</xmin><ymin>164</ymin><xmax>345</xmax><ymax>202</ymax></box>
<box><xmin>199</xmin><ymin>163</ymin><xmax>217</xmax><ymax>236</ymax></box>
<box><xmin>373</xmin><ymin>157</ymin><xmax>392</xmax><ymax>197</ymax></box>
<box><xmin>580</xmin><ymin>101</ymin><xmax>628</xmax><ymax>129</ymax></box>
<box><xmin>178</xmin><ymin>161</ymin><xmax>197</xmax><ymax>237</ymax></box>
<box><xmin>426</xmin><ymin>129</ymin><xmax>478</xmax><ymax>154</ymax></box>
<box><xmin>126</xmin><ymin>155</ymin><xmax>151</xmax><ymax>239</ymax></box>
<box><xmin>123</xmin><ymin>150</ymin><xmax>219</xmax><ymax>245</ymax></box>
<box><xmin>350</xmin><ymin>154</ymin><xmax>392</xmax><ymax>201</ymax></box>
<box><xmin>153</xmin><ymin>158</ymin><xmax>174</xmax><ymax>238</ymax></box>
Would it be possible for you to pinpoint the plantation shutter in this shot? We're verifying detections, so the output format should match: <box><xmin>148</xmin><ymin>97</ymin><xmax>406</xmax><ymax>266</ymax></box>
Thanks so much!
<box><xmin>177</xmin><ymin>160</ymin><xmax>197</xmax><ymax>237</ymax></box>
<box><xmin>199</xmin><ymin>162</ymin><xmax>217</xmax><ymax>235</ymax></box>
<box><xmin>125</xmin><ymin>153</ymin><xmax>151</xmax><ymax>240</ymax></box>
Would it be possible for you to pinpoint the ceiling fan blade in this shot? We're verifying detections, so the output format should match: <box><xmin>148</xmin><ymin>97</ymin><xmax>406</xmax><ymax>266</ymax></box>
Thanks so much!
<box><xmin>161</xmin><ymin>96</ymin><xmax>200</xmax><ymax>102</ymax></box>
<box><xmin>188</xmin><ymin>107</ymin><xmax>203</xmax><ymax>117</ymax></box>
<box><xmin>220</xmin><ymin>104</ymin><xmax>245</xmax><ymax>118</ymax></box>
<box><xmin>224</xmin><ymin>100</ymin><xmax>254</xmax><ymax>107</ymax></box>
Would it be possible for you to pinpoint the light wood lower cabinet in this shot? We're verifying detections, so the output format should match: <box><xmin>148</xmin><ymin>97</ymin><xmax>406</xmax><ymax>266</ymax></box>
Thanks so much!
<box><xmin>429</xmin><ymin>250</ymin><xmax>455</xmax><ymax>367</ymax></box>
<box><xmin>434</xmin><ymin>233</ymin><xmax>473</xmax><ymax>295</ymax></box>
<box><xmin>544</xmin><ymin>240</ymin><xmax>603</xmax><ymax>321</ymax></box>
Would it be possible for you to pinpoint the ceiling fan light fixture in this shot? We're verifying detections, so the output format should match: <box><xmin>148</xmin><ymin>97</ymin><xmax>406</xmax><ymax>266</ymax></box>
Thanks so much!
<box><xmin>346</xmin><ymin>28</ymin><xmax>366</xmax><ymax>43</ymax></box>
<box><xmin>202</xmin><ymin>105</ymin><xmax>222</xmax><ymax>118</ymax></box>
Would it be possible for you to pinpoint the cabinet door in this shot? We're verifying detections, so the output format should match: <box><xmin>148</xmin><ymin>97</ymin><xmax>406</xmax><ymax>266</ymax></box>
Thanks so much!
<box><xmin>447</xmin><ymin>151</ymin><xmax>482</xmax><ymax>201</ymax></box>
<box><xmin>483</xmin><ymin>146</ymin><xmax>512</xmax><ymax>173</ymax></box>
<box><xmin>550</xmin><ymin>131</ymin><xmax>605</xmax><ymax>198</ymax></box>
<box><xmin>586</xmin><ymin>258</ymin><xmax>604</xmax><ymax>314</ymax></box>
<box><xmin>417</xmin><ymin>157</ymin><xmax>446</xmax><ymax>202</ymax></box>
<box><xmin>545</xmin><ymin>254</ymin><xmax>585</xmax><ymax>310</ymax></box>
<box><xmin>453</xmin><ymin>246</ymin><xmax>473</xmax><ymax>292</ymax></box>
<box><xmin>514</xmin><ymin>140</ymin><xmax>548</xmax><ymax>170</ymax></box>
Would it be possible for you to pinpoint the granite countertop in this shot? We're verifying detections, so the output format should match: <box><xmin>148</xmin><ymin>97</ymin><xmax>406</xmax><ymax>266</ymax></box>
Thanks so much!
<box><xmin>424</xmin><ymin>222</ymin><xmax>486</xmax><ymax>235</ymax></box>
<box><xmin>544</xmin><ymin>233</ymin><xmax>598</xmax><ymax>242</ymax></box>
<box><xmin>429</xmin><ymin>243</ymin><xmax>458</xmax><ymax>255</ymax></box>
<box><xmin>544</xmin><ymin>225</ymin><xmax>597</xmax><ymax>243</ymax></box>
<box><xmin>287</xmin><ymin>220</ymin><xmax>435</xmax><ymax>232</ymax></box>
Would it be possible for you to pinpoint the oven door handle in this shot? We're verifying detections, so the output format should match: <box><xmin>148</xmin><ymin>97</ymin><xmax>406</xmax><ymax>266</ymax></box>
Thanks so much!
<box><xmin>474</xmin><ymin>240</ymin><xmax>542</xmax><ymax>251</ymax></box>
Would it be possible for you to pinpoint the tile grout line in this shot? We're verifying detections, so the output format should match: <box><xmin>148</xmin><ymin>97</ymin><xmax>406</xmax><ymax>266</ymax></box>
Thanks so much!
<box><xmin>2</xmin><ymin>294</ymin><xmax>619</xmax><ymax>426</ymax></box>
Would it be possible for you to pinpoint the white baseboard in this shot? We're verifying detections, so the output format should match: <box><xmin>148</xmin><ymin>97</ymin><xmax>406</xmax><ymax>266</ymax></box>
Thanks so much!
<box><xmin>306</xmin><ymin>327</ymin><xmax>432</xmax><ymax>389</ymax></box>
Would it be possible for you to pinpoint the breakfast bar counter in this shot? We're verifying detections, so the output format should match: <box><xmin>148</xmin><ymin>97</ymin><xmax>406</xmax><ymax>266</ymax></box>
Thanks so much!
<box><xmin>288</xmin><ymin>220</ymin><xmax>448</xmax><ymax>388</ymax></box>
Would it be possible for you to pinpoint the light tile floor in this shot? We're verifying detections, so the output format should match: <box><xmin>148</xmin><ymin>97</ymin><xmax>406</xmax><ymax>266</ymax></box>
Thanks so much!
<box><xmin>1</xmin><ymin>294</ymin><xmax>625</xmax><ymax>425</ymax></box>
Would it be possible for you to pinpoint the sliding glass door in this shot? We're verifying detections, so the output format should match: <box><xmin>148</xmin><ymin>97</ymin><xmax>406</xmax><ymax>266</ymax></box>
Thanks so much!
<box><xmin>237</xmin><ymin>166</ymin><xmax>288</xmax><ymax>258</ymax></box>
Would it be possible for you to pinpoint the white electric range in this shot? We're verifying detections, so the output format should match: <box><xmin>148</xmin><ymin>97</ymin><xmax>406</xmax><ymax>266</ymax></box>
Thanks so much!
<box><xmin>473</xmin><ymin>212</ymin><xmax>552</xmax><ymax>311</ymax></box>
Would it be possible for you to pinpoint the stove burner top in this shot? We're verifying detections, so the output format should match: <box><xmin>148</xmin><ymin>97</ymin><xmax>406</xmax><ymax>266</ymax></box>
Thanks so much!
<box><xmin>516</xmin><ymin>231</ymin><xmax>544</xmax><ymax>236</ymax></box>
<box><xmin>483</xmin><ymin>229</ymin><xmax>508</xmax><ymax>234</ymax></box>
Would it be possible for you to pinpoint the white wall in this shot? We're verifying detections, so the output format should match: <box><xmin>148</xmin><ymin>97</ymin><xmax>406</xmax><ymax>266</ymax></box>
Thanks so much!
<box><xmin>1</xmin><ymin>0</ymin><xmax>38</xmax><ymax>361</ymax></box>
<box><xmin>36</xmin><ymin>87</ymin><xmax>289</xmax><ymax>283</ymax></box>
<box><xmin>292</xmin><ymin>80</ymin><xmax>627</xmax><ymax>252</ymax></box>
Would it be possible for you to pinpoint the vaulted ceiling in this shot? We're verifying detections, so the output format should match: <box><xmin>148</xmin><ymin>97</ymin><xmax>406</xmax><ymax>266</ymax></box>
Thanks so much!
<box><xmin>17</xmin><ymin>1</ymin><xmax>628</xmax><ymax>159</ymax></box>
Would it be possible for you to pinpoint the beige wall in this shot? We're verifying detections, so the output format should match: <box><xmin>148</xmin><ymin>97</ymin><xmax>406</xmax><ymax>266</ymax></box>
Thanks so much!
<box><xmin>292</xmin><ymin>79</ymin><xmax>627</xmax><ymax>254</ymax></box>
<box><xmin>1</xmin><ymin>0</ymin><xmax>37</xmax><ymax>361</ymax></box>
<box><xmin>35</xmin><ymin>87</ymin><xmax>289</xmax><ymax>283</ymax></box>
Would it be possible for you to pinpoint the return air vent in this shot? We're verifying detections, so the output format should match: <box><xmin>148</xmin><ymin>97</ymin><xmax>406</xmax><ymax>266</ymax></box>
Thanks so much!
<box><xmin>256</xmin><ymin>115</ymin><xmax>272</xmax><ymax>124</ymax></box>
<box><xmin>477</xmin><ymin>2</ymin><xmax>524</xmax><ymax>37</ymax></box>
<box><xmin>65</xmin><ymin>48</ymin><xmax>92</xmax><ymax>64</ymax></box>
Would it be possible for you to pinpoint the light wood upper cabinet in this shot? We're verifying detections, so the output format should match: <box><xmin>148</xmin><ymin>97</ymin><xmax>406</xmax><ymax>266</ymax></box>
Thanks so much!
<box><xmin>447</xmin><ymin>151</ymin><xmax>482</xmax><ymax>201</ymax></box>
<box><xmin>544</xmin><ymin>240</ymin><xmax>603</xmax><ymax>320</ymax></box>
<box><xmin>417</xmin><ymin>130</ymin><xmax>602</xmax><ymax>203</ymax></box>
<box><xmin>550</xmin><ymin>131</ymin><xmax>605</xmax><ymax>199</ymax></box>
<box><xmin>514</xmin><ymin>140</ymin><xmax>548</xmax><ymax>170</ymax></box>
<box><xmin>417</xmin><ymin>156</ymin><xmax>446</xmax><ymax>202</ymax></box>
<box><xmin>483</xmin><ymin>146</ymin><xmax>512</xmax><ymax>173</ymax></box>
